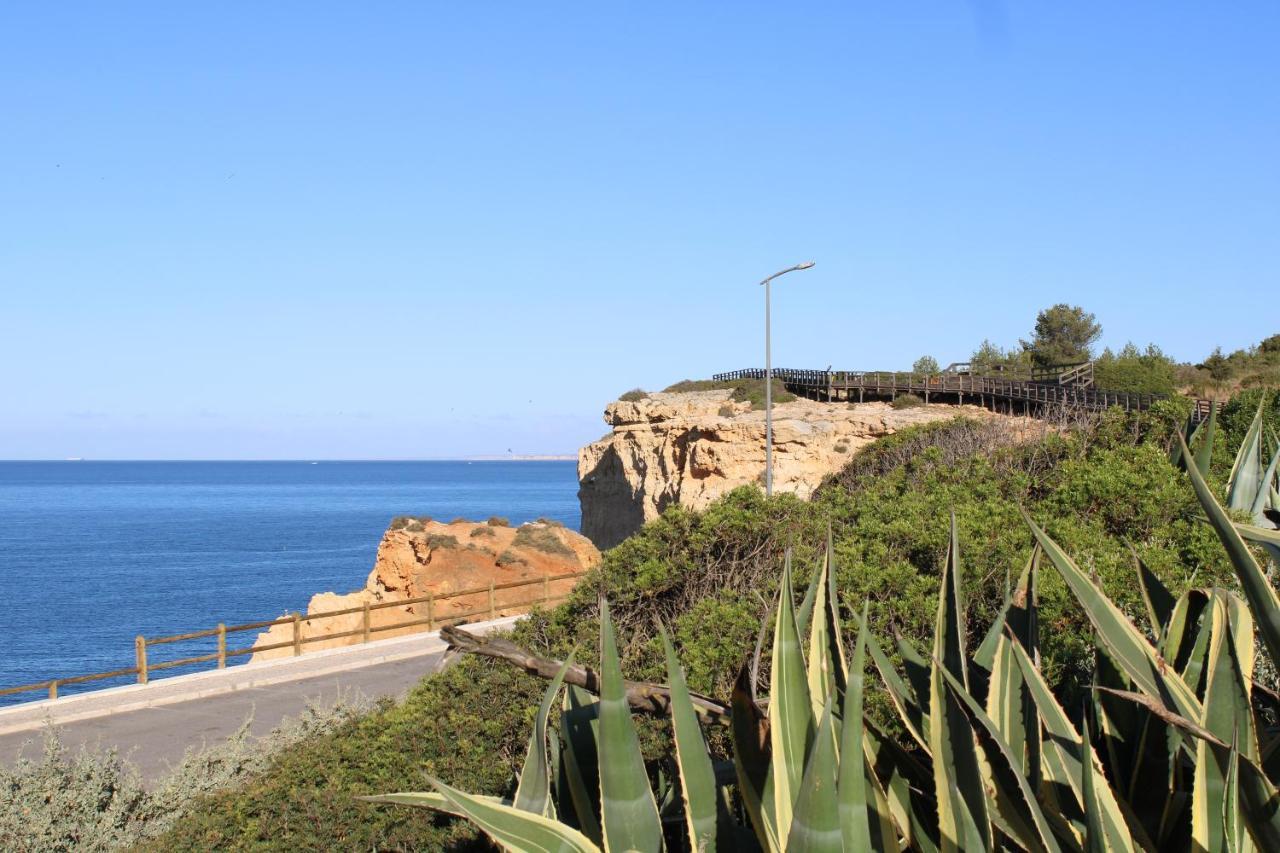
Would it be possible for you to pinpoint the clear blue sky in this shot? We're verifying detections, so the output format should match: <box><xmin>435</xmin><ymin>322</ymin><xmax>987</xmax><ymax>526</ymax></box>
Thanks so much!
<box><xmin>2</xmin><ymin>3</ymin><xmax>1276</xmax><ymax>459</ymax></box>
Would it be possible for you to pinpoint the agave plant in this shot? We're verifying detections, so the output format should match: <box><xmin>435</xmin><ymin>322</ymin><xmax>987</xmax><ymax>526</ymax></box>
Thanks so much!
<box><xmin>367</xmin><ymin>400</ymin><xmax>1280</xmax><ymax>851</ymax></box>
<box><xmin>1218</xmin><ymin>395</ymin><xmax>1280</xmax><ymax>565</ymax></box>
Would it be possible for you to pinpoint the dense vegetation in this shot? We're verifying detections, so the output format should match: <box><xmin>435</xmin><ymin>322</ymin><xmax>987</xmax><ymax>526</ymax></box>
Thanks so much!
<box><xmin>143</xmin><ymin>399</ymin><xmax>1259</xmax><ymax>849</ymax></box>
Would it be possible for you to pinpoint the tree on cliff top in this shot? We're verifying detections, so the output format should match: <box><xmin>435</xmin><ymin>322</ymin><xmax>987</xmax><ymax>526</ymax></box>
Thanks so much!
<box><xmin>1020</xmin><ymin>303</ymin><xmax>1102</xmax><ymax>366</ymax></box>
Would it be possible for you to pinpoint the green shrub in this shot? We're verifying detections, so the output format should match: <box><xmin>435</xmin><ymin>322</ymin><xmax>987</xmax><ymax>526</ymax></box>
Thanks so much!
<box><xmin>1093</xmin><ymin>342</ymin><xmax>1177</xmax><ymax>394</ymax></box>
<box><xmin>890</xmin><ymin>392</ymin><xmax>924</xmax><ymax>409</ymax></box>
<box><xmin>535</xmin><ymin>516</ymin><xmax>565</xmax><ymax>528</ymax></box>
<box><xmin>618</xmin><ymin>388</ymin><xmax>649</xmax><ymax>402</ymax></box>
<box><xmin>662</xmin><ymin>379</ymin><xmax>736</xmax><ymax>393</ymax></box>
<box><xmin>729</xmin><ymin>378</ymin><xmax>795</xmax><ymax>409</ymax></box>
<box><xmin>152</xmin><ymin>660</ymin><xmax>542</xmax><ymax>851</ymax></box>
<box><xmin>388</xmin><ymin>516</ymin><xmax>412</xmax><ymax>531</ymax></box>
<box><xmin>426</xmin><ymin>534</ymin><xmax>460</xmax><ymax>550</ymax></box>
<box><xmin>717</xmin><ymin>404</ymin><xmax>735</xmax><ymax>417</ymax></box>
<box><xmin>496</xmin><ymin>549</ymin><xmax>528</xmax><ymax>567</ymax></box>
<box><xmin>487</xmin><ymin>516</ymin><xmax>510</xmax><ymax>527</ymax></box>
<box><xmin>469</xmin><ymin>526</ymin><xmax>496</xmax><ymax>538</ymax></box>
<box><xmin>405</xmin><ymin>520</ymin><xmax>425</xmax><ymax>533</ymax></box>
<box><xmin>512</xmin><ymin>524</ymin><xmax>575</xmax><ymax>558</ymax></box>
<box><xmin>449</xmin><ymin>516</ymin><xmax>469</xmax><ymax>524</ymax></box>
<box><xmin>0</xmin><ymin>698</ymin><xmax>368</xmax><ymax>852</ymax></box>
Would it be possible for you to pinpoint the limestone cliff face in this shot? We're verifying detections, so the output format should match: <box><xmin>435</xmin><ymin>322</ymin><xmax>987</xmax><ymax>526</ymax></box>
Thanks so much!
<box><xmin>251</xmin><ymin>519</ymin><xmax>599</xmax><ymax>661</ymax></box>
<box><xmin>578</xmin><ymin>391</ymin><xmax>992</xmax><ymax>549</ymax></box>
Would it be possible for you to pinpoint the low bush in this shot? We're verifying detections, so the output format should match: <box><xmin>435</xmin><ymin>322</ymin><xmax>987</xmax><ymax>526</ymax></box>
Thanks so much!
<box><xmin>0</xmin><ymin>697</ymin><xmax>369</xmax><ymax>852</ymax></box>
<box><xmin>512</xmin><ymin>524</ymin><xmax>575</xmax><ymax>558</ymax></box>
<box><xmin>425</xmin><ymin>534</ymin><xmax>460</xmax><ymax>550</ymax></box>
<box><xmin>717</xmin><ymin>403</ymin><xmax>735</xmax><ymax>417</ymax></box>
<box><xmin>890</xmin><ymin>392</ymin><xmax>924</xmax><ymax>409</ymax></box>
<box><xmin>729</xmin><ymin>377</ymin><xmax>795</xmax><ymax>409</ymax></box>
<box><xmin>618</xmin><ymin>388</ymin><xmax>649</xmax><ymax>402</ymax></box>
<box><xmin>469</xmin><ymin>525</ymin><xmax>495</xmax><ymax>538</ymax></box>
<box><xmin>449</xmin><ymin>516</ymin><xmax>469</xmax><ymax>524</ymax></box>
<box><xmin>496</xmin><ymin>549</ymin><xmax>528</xmax><ymax>567</ymax></box>
<box><xmin>486</xmin><ymin>516</ymin><xmax>510</xmax><ymax>527</ymax></box>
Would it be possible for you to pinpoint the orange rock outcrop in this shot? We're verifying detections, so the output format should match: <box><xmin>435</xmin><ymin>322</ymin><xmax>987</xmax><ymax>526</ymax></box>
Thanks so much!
<box><xmin>251</xmin><ymin>518</ymin><xmax>598</xmax><ymax>661</ymax></box>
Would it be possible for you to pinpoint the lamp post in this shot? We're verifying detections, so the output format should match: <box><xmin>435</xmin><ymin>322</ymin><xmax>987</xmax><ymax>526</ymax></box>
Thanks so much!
<box><xmin>760</xmin><ymin>260</ymin><xmax>815</xmax><ymax>497</ymax></box>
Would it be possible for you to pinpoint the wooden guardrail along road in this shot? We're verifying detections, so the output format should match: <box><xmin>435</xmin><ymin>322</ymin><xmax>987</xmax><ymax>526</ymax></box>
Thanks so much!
<box><xmin>714</xmin><ymin>361</ymin><xmax>1212</xmax><ymax>420</ymax></box>
<box><xmin>0</xmin><ymin>570</ymin><xmax>588</xmax><ymax>704</ymax></box>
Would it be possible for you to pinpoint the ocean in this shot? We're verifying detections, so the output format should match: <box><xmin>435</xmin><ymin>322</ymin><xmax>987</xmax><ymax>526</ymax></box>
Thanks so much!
<box><xmin>0</xmin><ymin>460</ymin><xmax>581</xmax><ymax>704</ymax></box>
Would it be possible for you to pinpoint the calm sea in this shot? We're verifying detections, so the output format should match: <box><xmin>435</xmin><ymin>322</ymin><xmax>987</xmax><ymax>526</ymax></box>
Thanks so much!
<box><xmin>0</xmin><ymin>461</ymin><xmax>580</xmax><ymax>704</ymax></box>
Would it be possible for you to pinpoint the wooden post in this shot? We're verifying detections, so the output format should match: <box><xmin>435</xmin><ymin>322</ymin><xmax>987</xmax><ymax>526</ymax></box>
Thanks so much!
<box><xmin>543</xmin><ymin>573</ymin><xmax>551</xmax><ymax>603</ymax></box>
<box><xmin>426</xmin><ymin>594</ymin><xmax>434</xmax><ymax>630</ymax></box>
<box><xmin>291</xmin><ymin>612</ymin><xmax>301</xmax><ymax>656</ymax></box>
<box><xmin>135</xmin><ymin>636</ymin><xmax>148</xmax><ymax>684</ymax></box>
<box><xmin>48</xmin><ymin>680</ymin><xmax>58</xmax><ymax>700</ymax></box>
<box><xmin>362</xmin><ymin>601</ymin><xmax>371</xmax><ymax>643</ymax></box>
<box><xmin>488</xmin><ymin>581</ymin><xmax>496</xmax><ymax>619</ymax></box>
<box><xmin>217</xmin><ymin>623</ymin><xmax>227</xmax><ymax>669</ymax></box>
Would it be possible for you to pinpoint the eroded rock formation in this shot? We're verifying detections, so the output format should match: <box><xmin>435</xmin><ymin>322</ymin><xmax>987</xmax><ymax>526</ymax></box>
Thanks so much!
<box><xmin>251</xmin><ymin>518</ymin><xmax>599</xmax><ymax>661</ymax></box>
<box><xmin>578</xmin><ymin>391</ymin><xmax>995</xmax><ymax>549</ymax></box>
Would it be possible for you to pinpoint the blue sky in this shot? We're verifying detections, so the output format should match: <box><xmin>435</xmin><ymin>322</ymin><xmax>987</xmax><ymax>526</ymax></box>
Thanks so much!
<box><xmin>2</xmin><ymin>3</ymin><xmax>1277</xmax><ymax>459</ymax></box>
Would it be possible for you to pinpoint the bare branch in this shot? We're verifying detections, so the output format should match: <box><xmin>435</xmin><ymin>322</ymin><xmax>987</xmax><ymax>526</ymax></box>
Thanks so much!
<box><xmin>440</xmin><ymin>624</ymin><xmax>733</xmax><ymax>725</ymax></box>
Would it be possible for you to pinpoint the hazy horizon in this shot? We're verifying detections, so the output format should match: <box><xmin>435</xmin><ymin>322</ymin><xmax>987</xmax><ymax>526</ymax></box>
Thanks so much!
<box><xmin>4</xmin><ymin>3</ymin><xmax>1277</xmax><ymax>460</ymax></box>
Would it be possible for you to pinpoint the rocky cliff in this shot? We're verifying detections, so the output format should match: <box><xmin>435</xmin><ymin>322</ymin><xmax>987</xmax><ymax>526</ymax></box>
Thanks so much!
<box><xmin>578</xmin><ymin>391</ymin><xmax>995</xmax><ymax>549</ymax></box>
<box><xmin>251</xmin><ymin>518</ymin><xmax>599</xmax><ymax>661</ymax></box>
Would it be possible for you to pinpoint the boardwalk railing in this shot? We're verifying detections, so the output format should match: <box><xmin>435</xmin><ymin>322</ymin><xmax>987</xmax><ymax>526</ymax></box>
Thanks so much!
<box><xmin>0</xmin><ymin>570</ymin><xmax>588</xmax><ymax>704</ymax></box>
<box><xmin>713</xmin><ymin>364</ymin><xmax>1164</xmax><ymax>415</ymax></box>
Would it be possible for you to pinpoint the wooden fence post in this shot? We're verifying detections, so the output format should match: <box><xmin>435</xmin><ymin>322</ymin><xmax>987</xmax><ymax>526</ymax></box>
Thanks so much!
<box><xmin>292</xmin><ymin>613</ymin><xmax>301</xmax><ymax>656</ymax></box>
<box><xmin>217</xmin><ymin>623</ymin><xmax>227</xmax><ymax>669</ymax></box>
<box><xmin>426</xmin><ymin>594</ymin><xmax>434</xmax><ymax>630</ymax></box>
<box><xmin>488</xmin><ymin>582</ymin><xmax>496</xmax><ymax>619</ymax></box>
<box><xmin>362</xmin><ymin>601</ymin><xmax>371</xmax><ymax>643</ymax></box>
<box><xmin>543</xmin><ymin>573</ymin><xmax>551</xmax><ymax>603</ymax></box>
<box><xmin>48</xmin><ymin>680</ymin><xmax>58</xmax><ymax>700</ymax></box>
<box><xmin>135</xmin><ymin>636</ymin><xmax>148</xmax><ymax>684</ymax></box>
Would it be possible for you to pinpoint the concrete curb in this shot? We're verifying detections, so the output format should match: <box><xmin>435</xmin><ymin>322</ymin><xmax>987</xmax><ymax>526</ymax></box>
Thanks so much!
<box><xmin>0</xmin><ymin>615</ymin><xmax>523</xmax><ymax>736</ymax></box>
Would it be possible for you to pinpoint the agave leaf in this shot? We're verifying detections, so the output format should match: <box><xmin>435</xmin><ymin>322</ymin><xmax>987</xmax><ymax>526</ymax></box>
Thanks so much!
<box><xmin>597</xmin><ymin>599</ymin><xmax>662</xmax><ymax>853</ymax></box>
<box><xmin>1249</xmin><ymin>440</ymin><xmax>1280</xmax><ymax>524</ymax></box>
<box><xmin>838</xmin><ymin>604</ymin><xmax>895</xmax><ymax>851</ymax></box>
<box><xmin>1171</xmin><ymin>405</ymin><xmax>1200</xmax><ymax>469</ymax></box>
<box><xmin>514</xmin><ymin>653</ymin><xmax>576</xmax><ymax>816</ymax></box>
<box><xmin>426</xmin><ymin>776</ymin><xmax>602</xmax><ymax>852</ymax></box>
<box><xmin>786</xmin><ymin>701</ymin><xmax>842</xmax><ymax>852</ymax></box>
<box><xmin>860</xmin><ymin>622</ymin><xmax>930</xmax><ymax>752</ymax></box>
<box><xmin>984</xmin><ymin>636</ymin><xmax>1028</xmax><ymax>775</ymax></box>
<box><xmin>1022</xmin><ymin>508</ymin><xmax>1202</xmax><ymax>721</ymax></box>
<box><xmin>769</xmin><ymin>548</ymin><xmax>815</xmax><ymax>847</ymax></box>
<box><xmin>1078</xmin><ymin>717</ymin><xmax>1134</xmax><ymax>853</ymax></box>
<box><xmin>730</xmin><ymin>662</ymin><xmax>775</xmax><ymax>851</ymax></box>
<box><xmin>1194</xmin><ymin>401</ymin><xmax>1218</xmax><ymax>477</ymax></box>
<box><xmin>560</xmin><ymin>686</ymin><xmax>603</xmax><ymax>844</ymax></box>
<box><xmin>658</xmin><ymin>624</ymin><xmax>719</xmax><ymax>853</ymax></box>
<box><xmin>863</xmin><ymin>717</ymin><xmax>941</xmax><ymax>852</ymax></box>
<box><xmin>805</xmin><ymin>550</ymin><xmax>836</xmax><ymax>724</ymax></box>
<box><xmin>1100</xmin><ymin>687</ymin><xmax>1280</xmax><ymax>850</ymax></box>
<box><xmin>1228</xmin><ymin>396</ymin><xmax>1268</xmax><ymax>512</ymax></box>
<box><xmin>1161</xmin><ymin>589</ymin><xmax>1211</xmax><ymax>671</ymax></box>
<box><xmin>1131</xmin><ymin>546</ymin><xmax>1176</xmax><ymax>642</ymax></box>
<box><xmin>1235</xmin><ymin>522</ymin><xmax>1280</xmax><ymax>547</ymax></box>
<box><xmin>1192</xmin><ymin>593</ymin><xmax>1259</xmax><ymax>853</ymax></box>
<box><xmin>935</xmin><ymin>664</ymin><xmax>1064</xmax><ymax>853</ymax></box>
<box><xmin>1005</xmin><ymin>636</ymin><xmax>1137</xmax><ymax>851</ymax></box>
<box><xmin>795</xmin><ymin>550</ymin><xmax>820</xmax><ymax>640</ymax></box>
<box><xmin>823</xmin><ymin>527</ymin><xmax>848</xmax><ymax>696</ymax></box>
<box><xmin>361</xmin><ymin>790</ymin><xmax>509</xmax><ymax>815</ymax></box>
<box><xmin>929</xmin><ymin>513</ymin><xmax>991</xmax><ymax>852</ymax></box>
<box><xmin>1180</xmin><ymin>430</ymin><xmax>1280</xmax><ymax>669</ymax></box>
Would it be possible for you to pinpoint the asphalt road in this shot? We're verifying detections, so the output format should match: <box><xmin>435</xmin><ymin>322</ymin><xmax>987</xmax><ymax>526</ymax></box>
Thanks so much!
<box><xmin>0</xmin><ymin>650</ymin><xmax>446</xmax><ymax>783</ymax></box>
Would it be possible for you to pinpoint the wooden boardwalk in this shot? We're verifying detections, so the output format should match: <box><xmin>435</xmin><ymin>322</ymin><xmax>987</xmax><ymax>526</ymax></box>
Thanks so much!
<box><xmin>713</xmin><ymin>361</ymin><xmax>1174</xmax><ymax>419</ymax></box>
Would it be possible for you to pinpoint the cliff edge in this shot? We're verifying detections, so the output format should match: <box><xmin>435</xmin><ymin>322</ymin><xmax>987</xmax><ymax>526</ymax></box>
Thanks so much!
<box><xmin>577</xmin><ymin>391</ymin><xmax>995</xmax><ymax>549</ymax></box>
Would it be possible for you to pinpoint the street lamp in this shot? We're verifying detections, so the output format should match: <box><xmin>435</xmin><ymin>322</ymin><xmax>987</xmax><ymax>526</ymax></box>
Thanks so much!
<box><xmin>760</xmin><ymin>260</ymin><xmax>815</xmax><ymax>497</ymax></box>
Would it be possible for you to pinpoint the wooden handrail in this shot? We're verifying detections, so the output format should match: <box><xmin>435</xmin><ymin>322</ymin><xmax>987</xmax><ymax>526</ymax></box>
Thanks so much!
<box><xmin>1</xmin><ymin>569</ymin><xmax>590</xmax><ymax>703</ymax></box>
